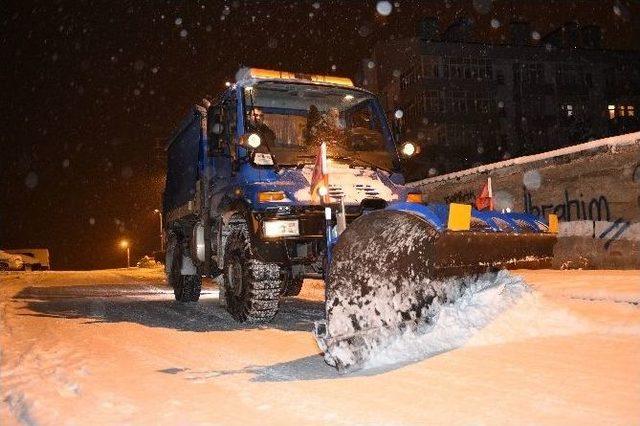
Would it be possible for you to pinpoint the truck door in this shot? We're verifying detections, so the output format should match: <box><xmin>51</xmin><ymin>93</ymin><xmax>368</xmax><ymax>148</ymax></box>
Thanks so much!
<box><xmin>208</xmin><ymin>97</ymin><xmax>236</xmax><ymax>209</ymax></box>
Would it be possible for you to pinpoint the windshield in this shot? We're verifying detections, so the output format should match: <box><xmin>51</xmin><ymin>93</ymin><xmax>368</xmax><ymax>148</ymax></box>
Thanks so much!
<box><xmin>243</xmin><ymin>82</ymin><xmax>396</xmax><ymax>171</ymax></box>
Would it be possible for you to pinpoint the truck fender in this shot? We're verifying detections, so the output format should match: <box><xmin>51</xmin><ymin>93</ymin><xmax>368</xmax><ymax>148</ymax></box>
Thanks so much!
<box><xmin>210</xmin><ymin>200</ymin><xmax>253</xmax><ymax>271</ymax></box>
<box><xmin>216</xmin><ymin>196</ymin><xmax>251</xmax><ymax>225</ymax></box>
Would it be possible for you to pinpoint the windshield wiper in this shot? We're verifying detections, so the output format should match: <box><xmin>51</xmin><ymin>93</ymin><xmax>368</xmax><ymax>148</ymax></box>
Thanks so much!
<box><xmin>295</xmin><ymin>154</ymin><xmax>316</xmax><ymax>160</ymax></box>
<box><xmin>327</xmin><ymin>145</ymin><xmax>392</xmax><ymax>173</ymax></box>
<box><xmin>330</xmin><ymin>154</ymin><xmax>390</xmax><ymax>173</ymax></box>
<box><xmin>289</xmin><ymin>146</ymin><xmax>392</xmax><ymax>173</ymax></box>
<box><xmin>355</xmin><ymin>156</ymin><xmax>389</xmax><ymax>172</ymax></box>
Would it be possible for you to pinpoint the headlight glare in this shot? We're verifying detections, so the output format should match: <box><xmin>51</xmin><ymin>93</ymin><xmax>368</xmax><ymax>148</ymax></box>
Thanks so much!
<box><xmin>247</xmin><ymin>133</ymin><xmax>261</xmax><ymax>148</ymax></box>
<box><xmin>401</xmin><ymin>142</ymin><xmax>416</xmax><ymax>157</ymax></box>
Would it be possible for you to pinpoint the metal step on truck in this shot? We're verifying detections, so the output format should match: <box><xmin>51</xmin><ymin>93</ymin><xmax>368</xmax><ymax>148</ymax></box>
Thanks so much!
<box><xmin>162</xmin><ymin>67</ymin><xmax>557</xmax><ymax>371</ymax></box>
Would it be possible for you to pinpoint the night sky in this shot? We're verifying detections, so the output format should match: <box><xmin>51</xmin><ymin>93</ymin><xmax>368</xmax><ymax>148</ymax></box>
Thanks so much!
<box><xmin>1</xmin><ymin>0</ymin><xmax>638</xmax><ymax>270</ymax></box>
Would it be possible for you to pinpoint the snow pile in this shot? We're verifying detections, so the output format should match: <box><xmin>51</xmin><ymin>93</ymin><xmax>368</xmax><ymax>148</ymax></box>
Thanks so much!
<box><xmin>469</xmin><ymin>285</ymin><xmax>640</xmax><ymax>349</ymax></box>
<box><xmin>363</xmin><ymin>270</ymin><xmax>640</xmax><ymax>372</ymax></box>
<box><xmin>136</xmin><ymin>255</ymin><xmax>163</xmax><ymax>269</ymax></box>
<box><xmin>2</xmin><ymin>269</ymin><xmax>640</xmax><ymax>423</ymax></box>
<box><xmin>363</xmin><ymin>270</ymin><xmax>530</xmax><ymax>370</ymax></box>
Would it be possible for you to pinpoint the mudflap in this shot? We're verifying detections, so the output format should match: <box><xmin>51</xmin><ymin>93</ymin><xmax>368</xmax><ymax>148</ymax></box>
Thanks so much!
<box><xmin>313</xmin><ymin>209</ymin><xmax>556</xmax><ymax>372</ymax></box>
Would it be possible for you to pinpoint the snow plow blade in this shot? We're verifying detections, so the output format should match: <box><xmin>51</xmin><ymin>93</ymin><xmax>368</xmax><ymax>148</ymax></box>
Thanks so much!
<box><xmin>314</xmin><ymin>209</ymin><xmax>555</xmax><ymax>372</ymax></box>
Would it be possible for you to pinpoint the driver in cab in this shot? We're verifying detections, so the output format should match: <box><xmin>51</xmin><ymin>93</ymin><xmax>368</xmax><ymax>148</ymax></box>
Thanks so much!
<box><xmin>248</xmin><ymin>108</ymin><xmax>276</xmax><ymax>145</ymax></box>
<box><xmin>305</xmin><ymin>105</ymin><xmax>344</xmax><ymax>146</ymax></box>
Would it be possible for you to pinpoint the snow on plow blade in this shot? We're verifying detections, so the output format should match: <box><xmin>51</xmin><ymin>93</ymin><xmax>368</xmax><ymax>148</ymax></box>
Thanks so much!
<box><xmin>314</xmin><ymin>209</ymin><xmax>556</xmax><ymax>372</ymax></box>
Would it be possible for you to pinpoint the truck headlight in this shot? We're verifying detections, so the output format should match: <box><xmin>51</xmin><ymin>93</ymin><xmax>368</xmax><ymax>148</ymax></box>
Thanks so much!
<box><xmin>247</xmin><ymin>133</ymin><xmax>261</xmax><ymax>148</ymax></box>
<box><xmin>401</xmin><ymin>142</ymin><xmax>416</xmax><ymax>157</ymax></box>
<box><xmin>263</xmin><ymin>220</ymin><xmax>300</xmax><ymax>238</ymax></box>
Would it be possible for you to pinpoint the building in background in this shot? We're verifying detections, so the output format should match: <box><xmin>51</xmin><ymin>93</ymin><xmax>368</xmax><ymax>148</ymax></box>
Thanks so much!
<box><xmin>360</xmin><ymin>18</ymin><xmax>640</xmax><ymax>180</ymax></box>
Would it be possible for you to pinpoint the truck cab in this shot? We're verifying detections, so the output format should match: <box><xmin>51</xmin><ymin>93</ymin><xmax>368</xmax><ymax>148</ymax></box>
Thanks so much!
<box><xmin>163</xmin><ymin>67</ymin><xmax>419</xmax><ymax>322</ymax></box>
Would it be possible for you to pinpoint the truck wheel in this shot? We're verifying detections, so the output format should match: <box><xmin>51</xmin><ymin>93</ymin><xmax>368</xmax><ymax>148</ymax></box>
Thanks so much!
<box><xmin>282</xmin><ymin>274</ymin><xmax>304</xmax><ymax>297</ymax></box>
<box><xmin>166</xmin><ymin>231</ymin><xmax>202</xmax><ymax>303</ymax></box>
<box><xmin>222</xmin><ymin>224</ymin><xmax>281</xmax><ymax>322</ymax></box>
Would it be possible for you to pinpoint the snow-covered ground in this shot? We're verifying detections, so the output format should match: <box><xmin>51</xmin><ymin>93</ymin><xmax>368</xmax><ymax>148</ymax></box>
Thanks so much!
<box><xmin>1</xmin><ymin>268</ymin><xmax>639</xmax><ymax>424</ymax></box>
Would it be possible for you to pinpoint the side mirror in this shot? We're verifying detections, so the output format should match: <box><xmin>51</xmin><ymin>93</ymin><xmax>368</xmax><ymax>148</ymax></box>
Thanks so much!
<box><xmin>392</xmin><ymin>109</ymin><xmax>404</xmax><ymax>136</ymax></box>
<box><xmin>207</xmin><ymin>122</ymin><xmax>224</xmax><ymax>156</ymax></box>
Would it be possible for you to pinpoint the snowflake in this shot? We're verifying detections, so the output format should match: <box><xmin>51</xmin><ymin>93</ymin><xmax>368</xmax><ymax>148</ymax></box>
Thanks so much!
<box><xmin>376</xmin><ymin>1</ymin><xmax>392</xmax><ymax>17</ymax></box>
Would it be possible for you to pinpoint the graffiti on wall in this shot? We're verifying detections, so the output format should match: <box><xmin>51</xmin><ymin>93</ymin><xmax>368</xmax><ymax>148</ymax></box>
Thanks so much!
<box><xmin>443</xmin><ymin>190</ymin><xmax>476</xmax><ymax>204</ymax></box>
<box><xmin>524</xmin><ymin>188</ymin><xmax>611</xmax><ymax>221</ymax></box>
<box><xmin>599</xmin><ymin>218</ymin><xmax>632</xmax><ymax>250</ymax></box>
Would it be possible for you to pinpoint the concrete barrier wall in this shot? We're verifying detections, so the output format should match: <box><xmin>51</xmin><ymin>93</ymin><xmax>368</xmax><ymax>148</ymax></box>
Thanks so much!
<box><xmin>553</xmin><ymin>221</ymin><xmax>640</xmax><ymax>269</ymax></box>
<box><xmin>409</xmin><ymin>132</ymin><xmax>640</xmax><ymax>268</ymax></box>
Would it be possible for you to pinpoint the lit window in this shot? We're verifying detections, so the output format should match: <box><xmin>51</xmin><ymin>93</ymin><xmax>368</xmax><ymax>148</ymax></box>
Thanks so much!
<box><xmin>619</xmin><ymin>106</ymin><xmax>626</xmax><ymax>117</ymax></box>
<box><xmin>562</xmin><ymin>104</ymin><xmax>573</xmax><ymax>117</ymax></box>
<box><xmin>608</xmin><ymin>104</ymin><xmax>615</xmax><ymax>119</ymax></box>
<box><xmin>628</xmin><ymin>106</ymin><xmax>635</xmax><ymax>117</ymax></box>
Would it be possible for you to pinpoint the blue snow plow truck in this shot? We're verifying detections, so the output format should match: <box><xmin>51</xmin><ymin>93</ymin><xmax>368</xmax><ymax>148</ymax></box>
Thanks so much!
<box><xmin>162</xmin><ymin>67</ymin><xmax>557</xmax><ymax>371</ymax></box>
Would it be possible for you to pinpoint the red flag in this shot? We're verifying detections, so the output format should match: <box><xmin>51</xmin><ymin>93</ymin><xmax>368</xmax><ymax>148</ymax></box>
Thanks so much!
<box><xmin>310</xmin><ymin>142</ymin><xmax>329</xmax><ymax>203</ymax></box>
<box><xmin>475</xmin><ymin>177</ymin><xmax>493</xmax><ymax>211</ymax></box>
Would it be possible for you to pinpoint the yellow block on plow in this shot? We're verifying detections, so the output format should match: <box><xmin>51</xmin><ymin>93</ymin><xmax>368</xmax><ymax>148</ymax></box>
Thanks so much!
<box><xmin>447</xmin><ymin>203</ymin><xmax>472</xmax><ymax>231</ymax></box>
<box><xmin>547</xmin><ymin>213</ymin><xmax>559</xmax><ymax>233</ymax></box>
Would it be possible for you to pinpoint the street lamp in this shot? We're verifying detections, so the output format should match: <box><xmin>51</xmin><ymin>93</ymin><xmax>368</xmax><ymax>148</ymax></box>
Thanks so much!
<box><xmin>120</xmin><ymin>239</ymin><xmax>130</xmax><ymax>268</ymax></box>
<box><xmin>154</xmin><ymin>209</ymin><xmax>164</xmax><ymax>252</ymax></box>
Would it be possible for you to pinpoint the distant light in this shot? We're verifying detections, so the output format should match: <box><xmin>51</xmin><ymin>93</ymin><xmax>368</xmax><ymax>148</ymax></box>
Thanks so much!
<box><xmin>394</xmin><ymin>109</ymin><xmax>404</xmax><ymax>119</ymax></box>
<box><xmin>120</xmin><ymin>240</ymin><xmax>129</xmax><ymax>249</ymax></box>
<box><xmin>608</xmin><ymin>105</ymin><xmax>615</xmax><ymax>110</ymax></box>
<box><xmin>245</xmin><ymin>86</ymin><xmax>253</xmax><ymax>92</ymax></box>
<box><xmin>225</xmin><ymin>81</ymin><xmax>231</xmax><ymax>87</ymax></box>
<box><xmin>343</xmin><ymin>94</ymin><xmax>354</xmax><ymax>101</ymax></box>
<box><xmin>318</xmin><ymin>185</ymin><xmax>328</xmax><ymax>196</ymax></box>
<box><xmin>154</xmin><ymin>209</ymin><xmax>160</xmax><ymax>214</ymax></box>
